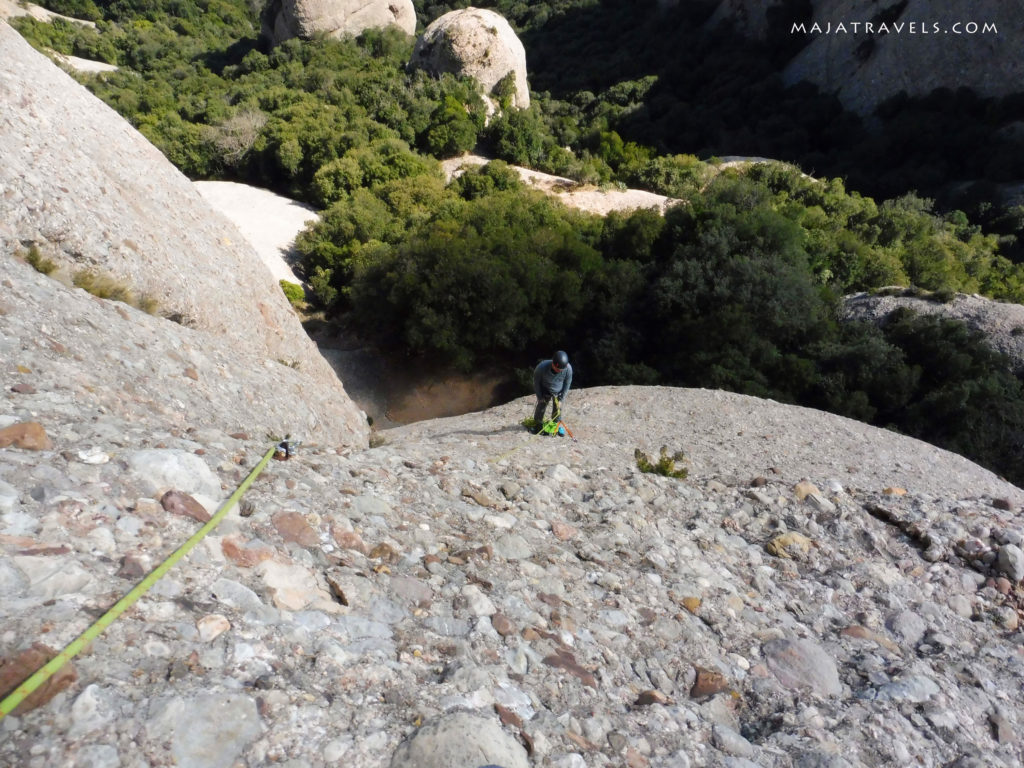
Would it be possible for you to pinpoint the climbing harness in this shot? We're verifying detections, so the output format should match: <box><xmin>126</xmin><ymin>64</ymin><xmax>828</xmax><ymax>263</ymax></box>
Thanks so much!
<box><xmin>0</xmin><ymin>439</ymin><xmax>293</xmax><ymax>720</ymax></box>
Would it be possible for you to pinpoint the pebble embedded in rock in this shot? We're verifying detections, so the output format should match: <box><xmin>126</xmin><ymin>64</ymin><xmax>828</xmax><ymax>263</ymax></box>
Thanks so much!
<box><xmin>493</xmin><ymin>533</ymin><xmax>533</xmax><ymax>560</ymax></box>
<box><xmin>874</xmin><ymin>674</ymin><xmax>940</xmax><ymax>703</ymax></box>
<box><xmin>763</xmin><ymin>638</ymin><xmax>842</xmax><ymax>697</ymax></box>
<box><xmin>0</xmin><ymin>643</ymin><xmax>77</xmax><ymax>714</ymax></box>
<box><xmin>712</xmin><ymin>723</ymin><xmax>755</xmax><ymax>758</ymax></box>
<box><xmin>885</xmin><ymin>610</ymin><xmax>928</xmax><ymax>647</ymax></box>
<box><xmin>128</xmin><ymin>450</ymin><xmax>221</xmax><ymax>498</ymax></box>
<box><xmin>161</xmin><ymin>489</ymin><xmax>211</xmax><ymax>523</ymax></box>
<box><xmin>197</xmin><ymin>614</ymin><xmax>231</xmax><ymax>642</ymax></box>
<box><xmin>765</xmin><ymin>532</ymin><xmax>813</xmax><ymax>560</ymax></box>
<box><xmin>996</xmin><ymin>544</ymin><xmax>1024</xmax><ymax>582</ymax></box>
<box><xmin>550</xmin><ymin>521</ymin><xmax>578</xmax><ymax>541</ymax></box>
<box><xmin>0</xmin><ymin>421</ymin><xmax>52</xmax><ymax>450</ymax></box>
<box><xmin>144</xmin><ymin>693</ymin><xmax>262</xmax><ymax>768</ymax></box>
<box><xmin>461</xmin><ymin>584</ymin><xmax>497</xmax><ymax>616</ymax></box>
<box><xmin>690</xmin><ymin>667</ymin><xmax>729</xmax><ymax>698</ymax></box>
<box><xmin>389</xmin><ymin>711</ymin><xmax>530</xmax><ymax>768</ymax></box>
<box><xmin>794</xmin><ymin>480</ymin><xmax>820</xmax><ymax>500</ymax></box>
<box><xmin>272</xmin><ymin>510</ymin><xmax>320</xmax><ymax>547</ymax></box>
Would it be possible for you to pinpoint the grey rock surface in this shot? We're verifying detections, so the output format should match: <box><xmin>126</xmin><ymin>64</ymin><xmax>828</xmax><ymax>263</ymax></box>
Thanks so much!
<box><xmin>262</xmin><ymin>0</ymin><xmax>416</xmax><ymax>46</ymax></box>
<box><xmin>3</xmin><ymin>380</ymin><xmax>1023</xmax><ymax>767</ymax></box>
<box><xmin>842</xmin><ymin>291</ymin><xmax>1024</xmax><ymax>373</ymax></box>
<box><xmin>410</xmin><ymin>8</ymin><xmax>530</xmax><ymax>109</ymax></box>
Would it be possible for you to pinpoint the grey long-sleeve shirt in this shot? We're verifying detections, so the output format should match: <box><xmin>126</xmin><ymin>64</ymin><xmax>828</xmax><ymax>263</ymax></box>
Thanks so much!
<box><xmin>534</xmin><ymin>359</ymin><xmax>572</xmax><ymax>402</ymax></box>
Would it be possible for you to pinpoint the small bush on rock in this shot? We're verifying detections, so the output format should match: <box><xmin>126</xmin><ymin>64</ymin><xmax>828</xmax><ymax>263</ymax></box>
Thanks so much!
<box><xmin>73</xmin><ymin>270</ymin><xmax>134</xmax><ymax>303</ymax></box>
<box><xmin>24</xmin><ymin>245</ymin><xmax>57</xmax><ymax>275</ymax></box>
<box><xmin>635</xmin><ymin>446</ymin><xmax>688</xmax><ymax>479</ymax></box>
<box><xmin>280</xmin><ymin>280</ymin><xmax>306</xmax><ymax>308</ymax></box>
<box><xmin>71</xmin><ymin>269</ymin><xmax>158</xmax><ymax>314</ymax></box>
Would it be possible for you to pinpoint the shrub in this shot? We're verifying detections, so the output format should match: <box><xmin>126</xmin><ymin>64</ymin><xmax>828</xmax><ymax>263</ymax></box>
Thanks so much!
<box><xmin>24</xmin><ymin>245</ymin><xmax>57</xmax><ymax>275</ymax></box>
<box><xmin>280</xmin><ymin>279</ymin><xmax>306</xmax><ymax>307</ymax></box>
<box><xmin>71</xmin><ymin>269</ymin><xmax>157</xmax><ymax>313</ymax></box>
<box><xmin>635</xmin><ymin>446</ymin><xmax>688</xmax><ymax>479</ymax></box>
<box><xmin>73</xmin><ymin>269</ymin><xmax>134</xmax><ymax>303</ymax></box>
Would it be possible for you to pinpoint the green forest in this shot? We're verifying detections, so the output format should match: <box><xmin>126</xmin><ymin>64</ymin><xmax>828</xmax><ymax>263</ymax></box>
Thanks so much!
<box><xmin>12</xmin><ymin>0</ymin><xmax>1024</xmax><ymax>485</ymax></box>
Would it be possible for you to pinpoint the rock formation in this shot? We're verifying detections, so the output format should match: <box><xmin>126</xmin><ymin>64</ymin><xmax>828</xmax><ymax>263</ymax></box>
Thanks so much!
<box><xmin>410</xmin><ymin>7</ymin><xmax>530</xmax><ymax>110</ymax></box>
<box><xmin>843</xmin><ymin>290</ymin><xmax>1024</xmax><ymax>373</ymax></box>
<box><xmin>2</xmin><ymin>371</ymin><xmax>1024</xmax><ymax>765</ymax></box>
<box><xmin>0</xmin><ymin>21</ymin><xmax>368</xmax><ymax>448</ymax></box>
<box><xmin>708</xmin><ymin>0</ymin><xmax>1024</xmax><ymax>116</ymax></box>
<box><xmin>261</xmin><ymin>0</ymin><xmax>416</xmax><ymax>46</ymax></box>
<box><xmin>1</xmin><ymin>17</ymin><xmax>1024</xmax><ymax>768</ymax></box>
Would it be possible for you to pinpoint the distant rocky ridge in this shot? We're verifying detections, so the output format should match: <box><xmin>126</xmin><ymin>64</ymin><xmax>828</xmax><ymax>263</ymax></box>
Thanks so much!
<box><xmin>842</xmin><ymin>291</ymin><xmax>1024</xmax><ymax>373</ymax></box>
<box><xmin>0</xmin><ymin>21</ymin><xmax>368</xmax><ymax>448</ymax></box>
<box><xmin>411</xmin><ymin>7</ymin><xmax>531</xmax><ymax>110</ymax></box>
<box><xmin>261</xmin><ymin>0</ymin><xmax>416</xmax><ymax>46</ymax></box>
<box><xmin>709</xmin><ymin>0</ymin><xmax>1024</xmax><ymax>115</ymax></box>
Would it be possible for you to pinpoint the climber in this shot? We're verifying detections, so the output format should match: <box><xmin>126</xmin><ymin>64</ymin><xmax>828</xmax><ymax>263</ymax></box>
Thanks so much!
<box><xmin>532</xmin><ymin>351</ymin><xmax>572</xmax><ymax>433</ymax></box>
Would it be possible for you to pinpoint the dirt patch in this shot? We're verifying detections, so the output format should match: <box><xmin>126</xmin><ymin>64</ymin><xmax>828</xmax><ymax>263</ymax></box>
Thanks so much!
<box><xmin>383</xmin><ymin>367</ymin><xmax>519</xmax><ymax>424</ymax></box>
<box><xmin>309</xmin><ymin>323</ymin><xmax>521</xmax><ymax>428</ymax></box>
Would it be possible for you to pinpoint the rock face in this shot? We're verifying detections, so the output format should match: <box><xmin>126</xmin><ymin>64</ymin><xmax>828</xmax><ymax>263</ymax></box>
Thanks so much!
<box><xmin>261</xmin><ymin>0</ymin><xmax>416</xmax><ymax>46</ymax></box>
<box><xmin>410</xmin><ymin>7</ymin><xmax>530</xmax><ymax>109</ymax></box>
<box><xmin>0</xmin><ymin>21</ymin><xmax>368</xmax><ymax>448</ymax></box>
<box><xmin>709</xmin><ymin>0</ymin><xmax>1024</xmax><ymax>115</ymax></box>
<box><xmin>3</xmin><ymin>16</ymin><xmax>1024</xmax><ymax>768</ymax></box>
<box><xmin>2</xmin><ymin>383</ymin><xmax>1024</xmax><ymax>766</ymax></box>
<box><xmin>842</xmin><ymin>291</ymin><xmax>1024</xmax><ymax>373</ymax></box>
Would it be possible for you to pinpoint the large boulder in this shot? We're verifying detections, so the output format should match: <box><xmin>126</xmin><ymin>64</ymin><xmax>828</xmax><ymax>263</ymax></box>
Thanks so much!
<box><xmin>0</xmin><ymin>21</ymin><xmax>368</xmax><ymax>448</ymax></box>
<box><xmin>410</xmin><ymin>7</ymin><xmax>530</xmax><ymax>109</ymax></box>
<box><xmin>707</xmin><ymin>0</ymin><xmax>1024</xmax><ymax>116</ymax></box>
<box><xmin>262</xmin><ymin>0</ymin><xmax>416</xmax><ymax>46</ymax></box>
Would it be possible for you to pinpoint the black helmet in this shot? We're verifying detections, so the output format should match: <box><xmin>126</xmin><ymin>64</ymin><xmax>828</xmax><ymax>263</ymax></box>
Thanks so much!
<box><xmin>552</xmin><ymin>350</ymin><xmax>569</xmax><ymax>371</ymax></box>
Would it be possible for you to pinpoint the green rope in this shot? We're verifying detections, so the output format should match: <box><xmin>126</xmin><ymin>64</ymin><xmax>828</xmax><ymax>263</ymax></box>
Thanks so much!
<box><xmin>0</xmin><ymin>442</ymin><xmax>280</xmax><ymax>720</ymax></box>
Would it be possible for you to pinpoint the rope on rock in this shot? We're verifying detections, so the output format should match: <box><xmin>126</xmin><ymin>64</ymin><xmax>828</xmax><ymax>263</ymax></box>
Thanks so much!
<box><xmin>0</xmin><ymin>440</ymin><xmax>289</xmax><ymax>720</ymax></box>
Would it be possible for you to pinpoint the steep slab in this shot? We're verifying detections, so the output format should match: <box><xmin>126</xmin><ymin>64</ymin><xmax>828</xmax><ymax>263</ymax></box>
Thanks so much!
<box><xmin>0</xmin><ymin>22</ymin><xmax>367</xmax><ymax>447</ymax></box>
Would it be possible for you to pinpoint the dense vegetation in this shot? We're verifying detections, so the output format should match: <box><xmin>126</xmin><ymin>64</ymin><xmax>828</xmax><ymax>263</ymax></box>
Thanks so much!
<box><xmin>475</xmin><ymin>0</ymin><xmax>1024</xmax><ymax>262</ymax></box>
<box><xmin>12</xmin><ymin>0</ymin><xmax>1024</xmax><ymax>485</ymax></box>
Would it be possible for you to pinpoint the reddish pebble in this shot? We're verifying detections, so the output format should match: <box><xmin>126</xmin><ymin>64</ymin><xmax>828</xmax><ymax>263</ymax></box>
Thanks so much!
<box><xmin>160</xmin><ymin>490</ymin><xmax>211</xmax><ymax>523</ymax></box>
<box><xmin>0</xmin><ymin>422</ymin><xmax>52</xmax><ymax>451</ymax></box>
<box><xmin>491</xmin><ymin>613</ymin><xmax>515</xmax><ymax>636</ymax></box>
<box><xmin>273</xmin><ymin>511</ymin><xmax>319</xmax><ymax>547</ymax></box>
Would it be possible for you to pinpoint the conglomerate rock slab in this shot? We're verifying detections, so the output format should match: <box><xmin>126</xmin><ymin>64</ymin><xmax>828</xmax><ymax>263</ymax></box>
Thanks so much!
<box><xmin>2</xmin><ymin>376</ymin><xmax>1022</xmax><ymax>767</ymax></box>
<box><xmin>0</xmin><ymin>22</ymin><xmax>367</xmax><ymax>448</ymax></box>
